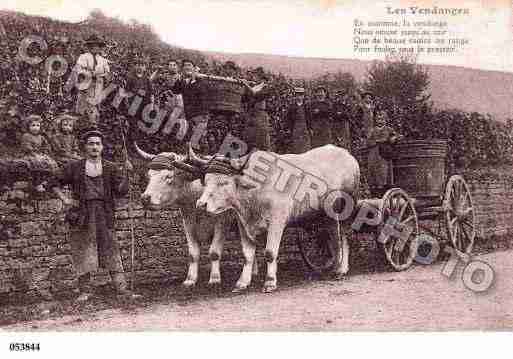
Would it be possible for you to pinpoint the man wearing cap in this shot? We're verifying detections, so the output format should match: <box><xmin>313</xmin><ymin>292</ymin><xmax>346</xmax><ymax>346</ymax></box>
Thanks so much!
<box><xmin>51</xmin><ymin>129</ymin><xmax>134</xmax><ymax>302</ymax></box>
<box><xmin>332</xmin><ymin>89</ymin><xmax>353</xmax><ymax>152</ymax></box>
<box><xmin>308</xmin><ymin>86</ymin><xmax>334</xmax><ymax>149</ymax></box>
<box><xmin>70</xmin><ymin>34</ymin><xmax>111</xmax><ymax>129</ymax></box>
<box><xmin>241</xmin><ymin>66</ymin><xmax>272</xmax><ymax>151</ymax></box>
<box><xmin>170</xmin><ymin>59</ymin><xmax>209</xmax><ymax>151</ymax></box>
<box><xmin>358</xmin><ymin>90</ymin><xmax>375</xmax><ymax>145</ymax></box>
<box><xmin>285</xmin><ymin>87</ymin><xmax>311</xmax><ymax>154</ymax></box>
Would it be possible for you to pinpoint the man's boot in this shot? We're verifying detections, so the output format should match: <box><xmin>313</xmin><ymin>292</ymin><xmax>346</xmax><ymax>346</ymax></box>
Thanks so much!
<box><xmin>76</xmin><ymin>272</ymin><xmax>93</xmax><ymax>302</ymax></box>
<box><xmin>111</xmin><ymin>271</ymin><xmax>141</xmax><ymax>298</ymax></box>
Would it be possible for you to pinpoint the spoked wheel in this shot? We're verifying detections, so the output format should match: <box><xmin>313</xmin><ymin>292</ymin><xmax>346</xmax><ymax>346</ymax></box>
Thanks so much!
<box><xmin>443</xmin><ymin>175</ymin><xmax>475</xmax><ymax>255</ymax></box>
<box><xmin>377</xmin><ymin>188</ymin><xmax>419</xmax><ymax>271</ymax></box>
<box><xmin>297</xmin><ymin>226</ymin><xmax>336</xmax><ymax>275</ymax></box>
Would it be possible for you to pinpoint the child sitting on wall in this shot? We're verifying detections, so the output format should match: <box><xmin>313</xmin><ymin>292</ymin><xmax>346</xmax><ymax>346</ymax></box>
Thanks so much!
<box><xmin>51</xmin><ymin>114</ymin><xmax>82</xmax><ymax>166</ymax></box>
<box><xmin>20</xmin><ymin>114</ymin><xmax>59</xmax><ymax>192</ymax></box>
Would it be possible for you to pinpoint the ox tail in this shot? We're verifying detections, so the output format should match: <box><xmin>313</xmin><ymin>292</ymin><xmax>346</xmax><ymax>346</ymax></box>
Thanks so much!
<box><xmin>347</xmin><ymin>157</ymin><xmax>361</xmax><ymax>203</ymax></box>
<box><xmin>353</xmin><ymin>167</ymin><xmax>361</xmax><ymax>202</ymax></box>
<box><xmin>336</xmin><ymin>215</ymin><xmax>342</xmax><ymax>247</ymax></box>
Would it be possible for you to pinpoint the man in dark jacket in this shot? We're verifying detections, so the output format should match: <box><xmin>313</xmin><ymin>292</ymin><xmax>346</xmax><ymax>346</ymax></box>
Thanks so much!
<box><xmin>241</xmin><ymin>67</ymin><xmax>272</xmax><ymax>151</ymax></box>
<box><xmin>308</xmin><ymin>86</ymin><xmax>334</xmax><ymax>149</ymax></box>
<box><xmin>51</xmin><ymin>129</ymin><xmax>134</xmax><ymax>302</ymax></box>
<box><xmin>358</xmin><ymin>90</ymin><xmax>375</xmax><ymax>146</ymax></box>
<box><xmin>332</xmin><ymin>89</ymin><xmax>353</xmax><ymax>152</ymax></box>
<box><xmin>170</xmin><ymin>59</ymin><xmax>209</xmax><ymax>151</ymax></box>
<box><xmin>285</xmin><ymin>87</ymin><xmax>311</xmax><ymax>154</ymax></box>
<box><xmin>124</xmin><ymin>57</ymin><xmax>155</xmax><ymax>141</ymax></box>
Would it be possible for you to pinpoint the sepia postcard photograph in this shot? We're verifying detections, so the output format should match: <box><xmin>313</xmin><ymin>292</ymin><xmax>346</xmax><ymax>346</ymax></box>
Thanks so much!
<box><xmin>0</xmin><ymin>0</ymin><xmax>512</xmax><ymax>356</ymax></box>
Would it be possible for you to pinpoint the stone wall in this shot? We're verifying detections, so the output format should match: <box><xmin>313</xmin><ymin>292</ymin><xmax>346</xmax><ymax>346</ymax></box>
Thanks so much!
<box><xmin>469</xmin><ymin>179</ymin><xmax>513</xmax><ymax>238</ymax></box>
<box><xmin>0</xmin><ymin>176</ymin><xmax>512</xmax><ymax>304</ymax></box>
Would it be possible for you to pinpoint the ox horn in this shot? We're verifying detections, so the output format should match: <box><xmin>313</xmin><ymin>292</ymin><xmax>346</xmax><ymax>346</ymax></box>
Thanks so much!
<box><xmin>230</xmin><ymin>152</ymin><xmax>251</xmax><ymax>171</ymax></box>
<box><xmin>134</xmin><ymin>142</ymin><xmax>156</xmax><ymax>161</ymax></box>
<box><xmin>188</xmin><ymin>143</ymin><xmax>211</xmax><ymax>167</ymax></box>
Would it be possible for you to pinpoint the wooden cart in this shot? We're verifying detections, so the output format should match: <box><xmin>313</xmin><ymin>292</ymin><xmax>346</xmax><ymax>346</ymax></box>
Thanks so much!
<box><xmin>297</xmin><ymin>139</ymin><xmax>476</xmax><ymax>273</ymax></box>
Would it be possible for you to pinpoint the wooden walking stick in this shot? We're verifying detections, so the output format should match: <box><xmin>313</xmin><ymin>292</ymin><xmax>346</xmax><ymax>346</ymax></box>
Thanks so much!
<box><xmin>118</xmin><ymin>116</ymin><xmax>137</xmax><ymax>292</ymax></box>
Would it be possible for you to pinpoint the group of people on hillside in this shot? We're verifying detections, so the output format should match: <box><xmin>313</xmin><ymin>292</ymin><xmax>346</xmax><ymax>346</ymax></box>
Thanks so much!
<box><xmin>7</xmin><ymin>33</ymin><xmax>403</xmax><ymax>302</ymax></box>
<box><xmin>63</xmin><ymin>35</ymin><xmax>395</xmax><ymax>156</ymax></box>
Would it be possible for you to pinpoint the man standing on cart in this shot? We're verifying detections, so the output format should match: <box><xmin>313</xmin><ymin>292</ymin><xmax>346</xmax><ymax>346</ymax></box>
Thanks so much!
<box><xmin>367</xmin><ymin>107</ymin><xmax>402</xmax><ymax>197</ymax></box>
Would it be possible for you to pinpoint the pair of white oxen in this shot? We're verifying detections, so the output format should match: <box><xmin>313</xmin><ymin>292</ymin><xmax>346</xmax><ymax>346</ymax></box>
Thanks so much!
<box><xmin>136</xmin><ymin>143</ymin><xmax>360</xmax><ymax>293</ymax></box>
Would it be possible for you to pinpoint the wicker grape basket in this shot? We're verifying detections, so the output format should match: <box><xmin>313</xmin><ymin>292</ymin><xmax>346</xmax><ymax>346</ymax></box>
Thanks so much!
<box><xmin>200</xmin><ymin>75</ymin><xmax>247</xmax><ymax>114</ymax></box>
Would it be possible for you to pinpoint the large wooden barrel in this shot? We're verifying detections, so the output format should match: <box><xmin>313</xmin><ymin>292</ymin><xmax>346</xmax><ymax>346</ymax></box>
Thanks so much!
<box><xmin>392</xmin><ymin>140</ymin><xmax>448</xmax><ymax>201</ymax></box>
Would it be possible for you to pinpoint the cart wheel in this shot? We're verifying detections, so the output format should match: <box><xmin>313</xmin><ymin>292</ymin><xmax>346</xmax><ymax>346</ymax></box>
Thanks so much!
<box><xmin>297</xmin><ymin>226</ymin><xmax>336</xmax><ymax>275</ymax></box>
<box><xmin>444</xmin><ymin>175</ymin><xmax>475</xmax><ymax>255</ymax></box>
<box><xmin>378</xmin><ymin>188</ymin><xmax>419</xmax><ymax>271</ymax></box>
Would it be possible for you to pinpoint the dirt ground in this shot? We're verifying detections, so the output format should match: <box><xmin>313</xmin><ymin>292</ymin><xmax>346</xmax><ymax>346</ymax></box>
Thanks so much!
<box><xmin>2</xmin><ymin>249</ymin><xmax>512</xmax><ymax>331</ymax></box>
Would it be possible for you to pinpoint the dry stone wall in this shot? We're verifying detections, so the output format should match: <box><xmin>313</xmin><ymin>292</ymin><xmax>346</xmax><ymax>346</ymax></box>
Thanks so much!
<box><xmin>0</xmin><ymin>177</ymin><xmax>511</xmax><ymax>304</ymax></box>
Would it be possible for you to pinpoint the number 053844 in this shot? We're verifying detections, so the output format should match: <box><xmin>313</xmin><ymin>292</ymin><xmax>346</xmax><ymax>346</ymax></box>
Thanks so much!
<box><xmin>9</xmin><ymin>343</ymin><xmax>40</xmax><ymax>351</ymax></box>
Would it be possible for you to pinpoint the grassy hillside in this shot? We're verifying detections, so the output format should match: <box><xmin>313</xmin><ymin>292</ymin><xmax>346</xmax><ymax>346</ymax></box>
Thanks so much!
<box><xmin>1</xmin><ymin>10</ymin><xmax>512</xmax><ymax>172</ymax></box>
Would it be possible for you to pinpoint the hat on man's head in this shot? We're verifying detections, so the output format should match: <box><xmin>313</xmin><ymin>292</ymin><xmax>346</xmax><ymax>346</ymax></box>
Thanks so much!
<box><xmin>249</xmin><ymin>66</ymin><xmax>268</xmax><ymax>81</ymax></box>
<box><xmin>294</xmin><ymin>87</ymin><xmax>305</xmax><ymax>94</ymax></box>
<box><xmin>82</xmin><ymin>129</ymin><xmax>104</xmax><ymax>142</ymax></box>
<box><xmin>84</xmin><ymin>34</ymin><xmax>106</xmax><ymax>48</ymax></box>
<box><xmin>182</xmin><ymin>58</ymin><xmax>195</xmax><ymax>66</ymax></box>
<box><xmin>223</xmin><ymin>60</ymin><xmax>237</xmax><ymax>69</ymax></box>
